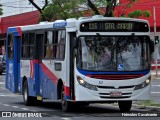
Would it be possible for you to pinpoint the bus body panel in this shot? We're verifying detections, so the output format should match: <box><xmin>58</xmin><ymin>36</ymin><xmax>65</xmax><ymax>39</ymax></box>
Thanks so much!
<box><xmin>40</xmin><ymin>60</ymin><xmax>58</xmax><ymax>99</ymax></box>
<box><xmin>20</xmin><ymin>60</ymin><xmax>36</xmax><ymax>96</ymax></box>
<box><xmin>41</xmin><ymin>59</ymin><xmax>70</xmax><ymax>99</ymax></box>
<box><xmin>6</xmin><ymin>23</ymin><xmax>70</xmax><ymax>101</ymax></box>
<box><xmin>6</xmin><ymin>60</ymin><xmax>14</xmax><ymax>92</ymax></box>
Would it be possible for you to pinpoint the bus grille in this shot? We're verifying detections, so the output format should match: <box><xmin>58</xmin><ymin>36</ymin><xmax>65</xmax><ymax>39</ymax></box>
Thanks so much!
<box><xmin>97</xmin><ymin>85</ymin><xmax>135</xmax><ymax>89</ymax></box>
<box><xmin>100</xmin><ymin>96</ymin><xmax>131</xmax><ymax>99</ymax></box>
<box><xmin>99</xmin><ymin>92</ymin><xmax>132</xmax><ymax>99</ymax></box>
<box><xmin>86</xmin><ymin>74</ymin><xmax>144</xmax><ymax>80</ymax></box>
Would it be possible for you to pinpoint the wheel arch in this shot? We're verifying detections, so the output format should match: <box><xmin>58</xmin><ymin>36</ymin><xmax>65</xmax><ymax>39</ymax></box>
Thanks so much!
<box><xmin>57</xmin><ymin>78</ymin><xmax>63</xmax><ymax>100</ymax></box>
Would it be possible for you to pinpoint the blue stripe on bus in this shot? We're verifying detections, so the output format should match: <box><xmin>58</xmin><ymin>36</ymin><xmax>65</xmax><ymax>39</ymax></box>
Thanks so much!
<box><xmin>53</xmin><ymin>22</ymin><xmax>67</xmax><ymax>28</ymax></box>
<box><xmin>77</xmin><ymin>68</ymin><xmax>150</xmax><ymax>76</ymax></box>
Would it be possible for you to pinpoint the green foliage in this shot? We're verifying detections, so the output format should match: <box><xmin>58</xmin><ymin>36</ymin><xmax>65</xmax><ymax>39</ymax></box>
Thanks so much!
<box><xmin>143</xmin><ymin>10</ymin><xmax>151</xmax><ymax>18</ymax></box>
<box><xmin>128</xmin><ymin>10</ymin><xmax>142</xmax><ymax>18</ymax></box>
<box><xmin>139</xmin><ymin>100</ymin><xmax>160</xmax><ymax>107</ymax></box>
<box><xmin>128</xmin><ymin>10</ymin><xmax>151</xmax><ymax>18</ymax></box>
<box><xmin>41</xmin><ymin>0</ymin><xmax>83</xmax><ymax>21</ymax></box>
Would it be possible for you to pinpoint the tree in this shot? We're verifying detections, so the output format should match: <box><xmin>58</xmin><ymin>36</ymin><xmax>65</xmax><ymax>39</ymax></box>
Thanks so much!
<box><xmin>86</xmin><ymin>0</ymin><xmax>151</xmax><ymax>18</ymax></box>
<box><xmin>30</xmin><ymin>0</ymin><xmax>150</xmax><ymax>21</ymax></box>
<box><xmin>41</xmin><ymin>0</ymin><xmax>84</xmax><ymax>21</ymax></box>
<box><xmin>28</xmin><ymin>0</ymin><xmax>48</xmax><ymax>14</ymax></box>
<box><xmin>0</xmin><ymin>4</ymin><xmax>3</xmax><ymax>15</ymax></box>
<box><xmin>128</xmin><ymin>10</ymin><xmax>151</xmax><ymax>18</ymax></box>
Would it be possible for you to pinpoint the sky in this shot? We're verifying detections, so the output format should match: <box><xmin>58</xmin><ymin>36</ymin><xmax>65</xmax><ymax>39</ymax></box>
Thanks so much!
<box><xmin>0</xmin><ymin>0</ymin><xmax>45</xmax><ymax>17</ymax></box>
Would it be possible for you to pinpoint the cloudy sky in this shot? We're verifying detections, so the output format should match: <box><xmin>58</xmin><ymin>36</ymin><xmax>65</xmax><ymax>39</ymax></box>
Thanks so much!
<box><xmin>0</xmin><ymin>0</ymin><xmax>45</xmax><ymax>17</ymax></box>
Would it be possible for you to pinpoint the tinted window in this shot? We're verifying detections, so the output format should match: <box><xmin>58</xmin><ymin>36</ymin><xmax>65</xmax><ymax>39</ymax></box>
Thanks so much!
<box><xmin>7</xmin><ymin>34</ymin><xmax>14</xmax><ymax>59</ymax></box>
<box><xmin>22</xmin><ymin>33</ymin><xmax>35</xmax><ymax>59</ymax></box>
<box><xmin>54</xmin><ymin>30</ymin><xmax>66</xmax><ymax>60</ymax></box>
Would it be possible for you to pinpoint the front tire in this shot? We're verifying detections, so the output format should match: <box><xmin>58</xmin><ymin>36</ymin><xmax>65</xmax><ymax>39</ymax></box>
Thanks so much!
<box><xmin>118</xmin><ymin>101</ymin><xmax>132</xmax><ymax>112</ymax></box>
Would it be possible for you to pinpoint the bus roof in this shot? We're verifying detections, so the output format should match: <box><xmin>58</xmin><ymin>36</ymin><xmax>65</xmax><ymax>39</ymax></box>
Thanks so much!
<box><xmin>77</xmin><ymin>16</ymin><xmax>149</xmax><ymax>24</ymax></box>
<box><xmin>7</xmin><ymin>16</ymin><xmax>149</xmax><ymax>34</ymax></box>
<box><xmin>7</xmin><ymin>21</ymin><xmax>67</xmax><ymax>33</ymax></box>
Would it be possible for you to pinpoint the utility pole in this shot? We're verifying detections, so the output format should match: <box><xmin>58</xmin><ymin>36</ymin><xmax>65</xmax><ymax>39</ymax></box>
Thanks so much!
<box><xmin>153</xmin><ymin>6</ymin><xmax>158</xmax><ymax>78</ymax></box>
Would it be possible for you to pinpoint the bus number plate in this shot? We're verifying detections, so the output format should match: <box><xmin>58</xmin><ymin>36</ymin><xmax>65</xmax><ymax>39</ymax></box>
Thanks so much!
<box><xmin>110</xmin><ymin>92</ymin><xmax>122</xmax><ymax>97</ymax></box>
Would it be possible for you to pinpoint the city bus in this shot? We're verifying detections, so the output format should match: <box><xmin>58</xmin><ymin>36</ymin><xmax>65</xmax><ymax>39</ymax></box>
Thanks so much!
<box><xmin>6</xmin><ymin>16</ymin><xmax>154</xmax><ymax>112</ymax></box>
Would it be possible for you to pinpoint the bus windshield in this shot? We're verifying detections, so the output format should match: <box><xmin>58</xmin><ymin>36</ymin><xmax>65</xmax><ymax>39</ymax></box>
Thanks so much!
<box><xmin>77</xmin><ymin>36</ymin><xmax>150</xmax><ymax>71</ymax></box>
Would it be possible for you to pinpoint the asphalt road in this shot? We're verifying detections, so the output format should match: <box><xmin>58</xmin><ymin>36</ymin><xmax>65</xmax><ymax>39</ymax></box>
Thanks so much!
<box><xmin>151</xmin><ymin>78</ymin><xmax>160</xmax><ymax>103</ymax></box>
<box><xmin>0</xmin><ymin>73</ymin><xmax>160</xmax><ymax>120</ymax></box>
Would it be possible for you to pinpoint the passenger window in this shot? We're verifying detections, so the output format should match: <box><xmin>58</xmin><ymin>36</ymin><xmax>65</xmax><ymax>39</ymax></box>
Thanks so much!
<box><xmin>22</xmin><ymin>33</ymin><xmax>35</xmax><ymax>59</ymax></box>
<box><xmin>55</xmin><ymin>30</ymin><xmax>66</xmax><ymax>60</ymax></box>
<box><xmin>8</xmin><ymin>34</ymin><xmax>14</xmax><ymax>58</ymax></box>
<box><xmin>44</xmin><ymin>31</ymin><xmax>54</xmax><ymax>59</ymax></box>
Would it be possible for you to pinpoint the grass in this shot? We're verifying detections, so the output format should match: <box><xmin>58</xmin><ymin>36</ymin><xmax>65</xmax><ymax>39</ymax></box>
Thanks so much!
<box><xmin>137</xmin><ymin>100</ymin><xmax>160</xmax><ymax>107</ymax></box>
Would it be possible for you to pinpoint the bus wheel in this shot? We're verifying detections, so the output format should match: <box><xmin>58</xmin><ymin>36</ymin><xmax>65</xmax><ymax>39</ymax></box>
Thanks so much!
<box><xmin>61</xmin><ymin>86</ymin><xmax>71</xmax><ymax>112</ymax></box>
<box><xmin>23</xmin><ymin>81</ymin><xmax>35</xmax><ymax>106</ymax></box>
<box><xmin>118</xmin><ymin>101</ymin><xmax>132</xmax><ymax>112</ymax></box>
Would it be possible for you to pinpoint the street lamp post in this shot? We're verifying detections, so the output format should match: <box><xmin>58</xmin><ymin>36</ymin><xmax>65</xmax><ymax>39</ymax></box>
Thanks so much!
<box><xmin>153</xmin><ymin>6</ymin><xmax>158</xmax><ymax>78</ymax></box>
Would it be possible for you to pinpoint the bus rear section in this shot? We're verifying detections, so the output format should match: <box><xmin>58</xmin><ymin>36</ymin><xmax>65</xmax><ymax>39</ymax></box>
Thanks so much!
<box><xmin>6</xmin><ymin>27</ymin><xmax>21</xmax><ymax>93</ymax></box>
<box><xmin>6</xmin><ymin>23</ymin><xmax>72</xmax><ymax>110</ymax></box>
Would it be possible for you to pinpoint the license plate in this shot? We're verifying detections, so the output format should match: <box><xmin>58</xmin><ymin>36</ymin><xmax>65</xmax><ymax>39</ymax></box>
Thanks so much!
<box><xmin>110</xmin><ymin>91</ymin><xmax>122</xmax><ymax>97</ymax></box>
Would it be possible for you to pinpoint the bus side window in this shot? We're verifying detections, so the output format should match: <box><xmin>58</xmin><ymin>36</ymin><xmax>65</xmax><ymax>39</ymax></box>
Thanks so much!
<box><xmin>22</xmin><ymin>33</ymin><xmax>29</xmax><ymax>59</ymax></box>
<box><xmin>44</xmin><ymin>31</ymin><xmax>54</xmax><ymax>59</ymax></box>
<box><xmin>22</xmin><ymin>33</ymin><xmax>35</xmax><ymax>59</ymax></box>
<box><xmin>55</xmin><ymin>30</ymin><xmax>66</xmax><ymax>60</ymax></box>
<box><xmin>8</xmin><ymin>34</ymin><xmax>14</xmax><ymax>58</ymax></box>
<box><xmin>29</xmin><ymin>33</ymin><xmax>35</xmax><ymax>59</ymax></box>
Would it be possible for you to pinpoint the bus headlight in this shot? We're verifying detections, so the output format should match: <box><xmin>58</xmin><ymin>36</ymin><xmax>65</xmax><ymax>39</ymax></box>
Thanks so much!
<box><xmin>134</xmin><ymin>79</ymin><xmax>150</xmax><ymax>90</ymax></box>
<box><xmin>77</xmin><ymin>76</ymin><xmax>98</xmax><ymax>91</ymax></box>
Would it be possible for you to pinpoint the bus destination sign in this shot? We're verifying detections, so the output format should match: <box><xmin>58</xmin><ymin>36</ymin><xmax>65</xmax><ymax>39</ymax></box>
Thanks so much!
<box><xmin>80</xmin><ymin>21</ymin><xmax>149</xmax><ymax>32</ymax></box>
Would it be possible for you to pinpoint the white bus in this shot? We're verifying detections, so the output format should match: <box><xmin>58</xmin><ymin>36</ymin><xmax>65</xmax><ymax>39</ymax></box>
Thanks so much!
<box><xmin>6</xmin><ymin>16</ymin><xmax>154</xmax><ymax>112</ymax></box>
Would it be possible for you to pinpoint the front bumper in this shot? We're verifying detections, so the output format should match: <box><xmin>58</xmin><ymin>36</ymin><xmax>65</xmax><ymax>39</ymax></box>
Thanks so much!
<box><xmin>75</xmin><ymin>83</ymin><xmax>151</xmax><ymax>102</ymax></box>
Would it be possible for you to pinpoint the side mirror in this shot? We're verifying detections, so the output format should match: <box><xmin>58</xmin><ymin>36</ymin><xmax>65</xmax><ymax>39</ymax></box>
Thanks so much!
<box><xmin>155</xmin><ymin>36</ymin><xmax>159</xmax><ymax>45</ymax></box>
<box><xmin>149</xmin><ymin>40</ymin><xmax>154</xmax><ymax>53</ymax></box>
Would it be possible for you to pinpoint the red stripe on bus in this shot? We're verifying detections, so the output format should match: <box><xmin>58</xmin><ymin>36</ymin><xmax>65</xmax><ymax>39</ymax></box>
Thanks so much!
<box><xmin>30</xmin><ymin>60</ymin><xmax>34</xmax><ymax>79</ymax></box>
<box><xmin>40</xmin><ymin>63</ymin><xmax>70</xmax><ymax>97</ymax></box>
<box><xmin>34</xmin><ymin>60</ymin><xmax>39</xmax><ymax>64</ymax></box>
<box><xmin>74</xmin><ymin>96</ymin><xmax>76</xmax><ymax>101</ymax></box>
<box><xmin>40</xmin><ymin>63</ymin><xmax>58</xmax><ymax>84</ymax></box>
<box><xmin>16</xmin><ymin>27</ymin><xmax>22</xmax><ymax>36</ymax></box>
<box><xmin>86</xmin><ymin>74</ymin><xmax>144</xmax><ymax>80</ymax></box>
<box><xmin>64</xmin><ymin>86</ymin><xmax>70</xmax><ymax>96</ymax></box>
